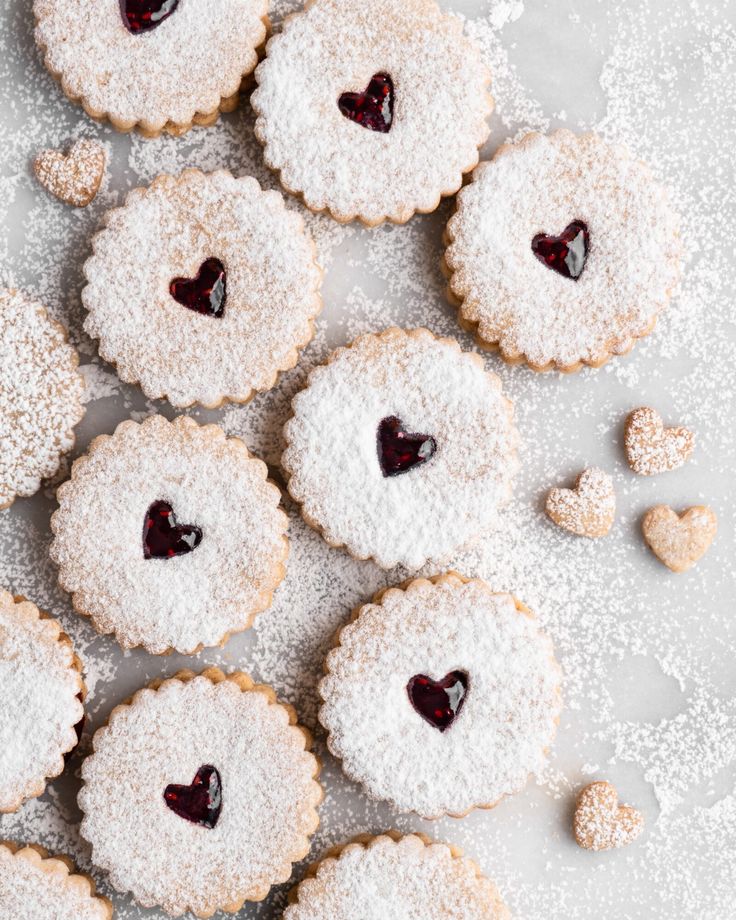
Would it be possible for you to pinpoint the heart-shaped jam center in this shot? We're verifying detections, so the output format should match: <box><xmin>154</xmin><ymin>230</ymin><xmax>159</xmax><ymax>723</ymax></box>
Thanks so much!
<box><xmin>377</xmin><ymin>416</ymin><xmax>436</xmax><ymax>477</ymax></box>
<box><xmin>121</xmin><ymin>0</ymin><xmax>179</xmax><ymax>33</ymax></box>
<box><xmin>170</xmin><ymin>258</ymin><xmax>227</xmax><ymax>318</ymax></box>
<box><xmin>338</xmin><ymin>73</ymin><xmax>394</xmax><ymax>133</ymax></box>
<box><xmin>532</xmin><ymin>220</ymin><xmax>589</xmax><ymax>280</ymax></box>
<box><xmin>164</xmin><ymin>765</ymin><xmax>222</xmax><ymax>829</ymax></box>
<box><xmin>407</xmin><ymin>671</ymin><xmax>468</xmax><ymax>732</ymax></box>
<box><xmin>143</xmin><ymin>500</ymin><xmax>203</xmax><ymax>559</ymax></box>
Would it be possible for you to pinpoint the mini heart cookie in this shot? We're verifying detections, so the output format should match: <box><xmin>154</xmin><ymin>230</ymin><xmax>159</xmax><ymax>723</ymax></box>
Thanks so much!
<box><xmin>624</xmin><ymin>407</ymin><xmax>695</xmax><ymax>475</ymax></box>
<box><xmin>641</xmin><ymin>504</ymin><xmax>717</xmax><ymax>573</ymax></box>
<box><xmin>545</xmin><ymin>467</ymin><xmax>615</xmax><ymax>538</ymax></box>
<box><xmin>573</xmin><ymin>781</ymin><xmax>644</xmax><ymax>851</ymax></box>
<box><xmin>33</xmin><ymin>139</ymin><xmax>106</xmax><ymax>208</ymax></box>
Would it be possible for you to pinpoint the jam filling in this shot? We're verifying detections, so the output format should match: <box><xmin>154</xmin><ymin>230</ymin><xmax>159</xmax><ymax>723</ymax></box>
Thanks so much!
<box><xmin>338</xmin><ymin>73</ymin><xmax>394</xmax><ymax>133</ymax></box>
<box><xmin>407</xmin><ymin>671</ymin><xmax>469</xmax><ymax>732</ymax></box>
<box><xmin>164</xmin><ymin>765</ymin><xmax>222</xmax><ymax>829</ymax></box>
<box><xmin>531</xmin><ymin>220</ymin><xmax>589</xmax><ymax>280</ymax></box>
<box><xmin>143</xmin><ymin>500</ymin><xmax>203</xmax><ymax>559</ymax></box>
<box><xmin>377</xmin><ymin>416</ymin><xmax>436</xmax><ymax>477</ymax></box>
<box><xmin>121</xmin><ymin>0</ymin><xmax>179</xmax><ymax>34</ymax></box>
<box><xmin>170</xmin><ymin>258</ymin><xmax>227</xmax><ymax>318</ymax></box>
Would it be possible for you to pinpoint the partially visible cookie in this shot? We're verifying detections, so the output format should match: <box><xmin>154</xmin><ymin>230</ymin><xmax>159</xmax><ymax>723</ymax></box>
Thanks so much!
<box><xmin>284</xmin><ymin>833</ymin><xmax>510</xmax><ymax>920</ymax></box>
<box><xmin>34</xmin><ymin>139</ymin><xmax>106</xmax><ymax>207</ymax></box>
<box><xmin>573</xmin><ymin>781</ymin><xmax>644</xmax><ymax>851</ymax></box>
<box><xmin>0</xmin><ymin>289</ymin><xmax>85</xmax><ymax>510</ymax></box>
<box><xmin>545</xmin><ymin>468</ymin><xmax>615</xmax><ymax>538</ymax></box>
<box><xmin>624</xmin><ymin>406</ymin><xmax>694</xmax><ymax>475</ymax></box>
<box><xmin>642</xmin><ymin>504</ymin><xmax>717</xmax><ymax>572</ymax></box>
<box><xmin>0</xmin><ymin>842</ymin><xmax>111</xmax><ymax>919</ymax></box>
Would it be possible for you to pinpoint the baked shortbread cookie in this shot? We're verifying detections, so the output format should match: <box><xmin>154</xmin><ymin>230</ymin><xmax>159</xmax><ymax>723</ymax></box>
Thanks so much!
<box><xmin>319</xmin><ymin>573</ymin><xmax>561</xmax><ymax>818</ymax></box>
<box><xmin>0</xmin><ymin>842</ymin><xmax>111</xmax><ymax>919</ymax></box>
<box><xmin>0</xmin><ymin>591</ymin><xmax>85</xmax><ymax>813</ymax></box>
<box><xmin>252</xmin><ymin>0</ymin><xmax>492</xmax><ymax>225</ymax></box>
<box><xmin>0</xmin><ymin>289</ymin><xmax>85</xmax><ymax>510</ymax></box>
<box><xmin>83</xmin><ymin>170</ymin><xmax>322</xmax><ymax>408</ymax></box>
<box><xmin>79</xmin><ymin>668</ymin><xmax>322</xmax><ymax>917</ymax></box>
<box><xmin>34</xmin><ymin>0</ymin><xmax>269</xmax><ymax>137</ymax></box>
<box><xmin>444</xmin><ymin>131</ymin><xmax>683</xmax><ymax>371</ymax></box>
<box><xmin>50</xmin><ymin>415</ymin><xmax>288</xmax><ymax>655</ymax></box>
<box><xmin>284</xmin><ymin>833</ymin><xmax>510</xmax><ymax>920</ymax></box>
<box><xmin>283</xmin><ymin>328</ymin><xmax>519</xmax><ymax>569</ymax></box>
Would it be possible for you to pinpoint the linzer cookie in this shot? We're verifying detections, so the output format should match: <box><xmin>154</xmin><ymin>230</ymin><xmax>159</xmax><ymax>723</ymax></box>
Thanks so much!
<box><xmin>284</xmin><ymin>833</ymin><xmax>510</xmax><ymax>920</ymax></box>
<box><xmin>79</xmin><ymin>668</ymin><xmax>322</xmax><ymax>917</ymax></box>
<box><xmin>34</xmin><ymin>0</ymin><xmax>269</xmax><ymax>137</ymax></box>
<box><xmin>319</xmin><ymin>574</ymin><xmax>561</xmax><ymax>818</ymax></box>
<box><xmin>50</xmin><ymin>414</ymin><xmax>288</xmax><ymax>655</ymax></box>
<box><xmin>0</xmin><ymin>289</ymin><xmax>85</xmax><ymax>511</ymax></box>
<box><xmin>82</xmin><ymin>169</ymin><xmax>322</xmax><ymax>408</ymax></box>
<box><xmin>444</xmin><ymin>130</ymin><xmax>683</xmax><ymax>371</ymax></box>
<box><xmin>0</xmin><ymin>842</ymin><xmax>111</xmax><ymax>919</ymax></box>
<box><xmin>283</xmin><ymin>328</ymin><xmax>519</xmax><ymax>569</ymax></box>
<box><xmin>0</xmin><ymin>591</ymin><xmax>85</xmax><ymax>814</ymax></box>
<box><xmin>252</xmin><ymin>0</ymin><xmax>492</xmax><ymax>225</ymax></box>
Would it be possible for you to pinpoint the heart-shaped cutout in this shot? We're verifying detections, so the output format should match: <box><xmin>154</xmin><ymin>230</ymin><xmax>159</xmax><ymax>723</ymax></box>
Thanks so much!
<box><xmin>164</xmin><ymin>764</ymin><xmax>222</xmax><ymax>828</ymax></box>
<box><xmin>170</xmin><ymin>258</ymin><xmax>227</xmax><ymax>318</ymax></box>
<box><xmin>377</xmin><ymin>416</ymin><xmax>436</xmax><ymax>477</ymax></box>
<box><xmin>574</xmin><ymin>781</ymin><xmax>644</xmax><ymax>851</ymax></box>
<box><xmin>407</xmin><ymin>671</ymin><xmax>468</xmax><ymax>732</ymax></box>
<box><xmin>34</xmin><ymin>139</ymin><xmax>106</xmax><ymax>208</ymax></box>
<box><xmin>143</xmin><ymin>500</ymin><xmax>203</xmax><ymax>559</ymax></box>
<box><xmin>532</xmin><ymin>220</ymin><xmax>589</xmax><ymax>280</ymax></box>
<box><xmin>545</xmin><ymin>467</ymin><xmax>615</xmax><ymax>538</ymax></box>
<box><xmin>624</xmin><ymin>407</ymin><xmax>695</xmax><ymax>476</ymax></box>
<box><xmin>338</xmin><ymin>73</ymin><xmax>394</xmax><ymax>134</ymax></box>
<box><xmin>642</xmin><ymin>504</ymin><xmax>717</xmax><ymax>572</ymax></box>
<box><xmin>121</xmin><ymin>0</ymin><xmax>179</xmax><ymax>33</ymax></box>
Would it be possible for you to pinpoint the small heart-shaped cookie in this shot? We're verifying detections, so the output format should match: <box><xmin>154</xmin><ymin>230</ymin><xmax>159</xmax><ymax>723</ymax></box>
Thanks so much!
<box><xmin>624</xmin><ymin>407</ymin><xmax>695</xmax><ymax>475</ymax></box>
<box><xmin>545</xmin><ymin>467</ymin><xmax>615</xmax><ymax>538</ymax></box>
<box><xmin>34</xmin><ymin>139</ymin><xmax>106</xmax><ymax>208</ymax></box>
<box><xmin>574</xmin><ymin>781</ymin><xmax>644</xmax><ymax>851</ymax></box>
<box><xmin>642</xmin><ymin>504</ymin><xmax>717</xmax><ymax>572</ymax></box>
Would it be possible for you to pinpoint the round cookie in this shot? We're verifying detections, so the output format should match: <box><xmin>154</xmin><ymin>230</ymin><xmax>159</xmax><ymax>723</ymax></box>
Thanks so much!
<box><xmin>252</xmin><ymin>0</ymin><xmax>492</xmax><ymax>225</ymax></box>
<box><xmin>0</xmin><ymin>842</ymin><xmax>111</xmax><ymax>920</ymax></box>
<box><xmin>444</xmin><ymin>130</ymin><xmax>683</xmax><ymax>371</ymax></box>
<box><xmin>82</xmin><ymin>170</ymin><xmax>322</xmax><ymax>408</ymax></box>
<box><xmin>0</xmin><ymin>289</ymin><xmax>85</xmax><ymax>511</ymax></box>
<box><xmin>79</xmin><ymin>668</ymin><xmax>322</xmax><ymax>917</ymax></box>
<box><xmin>319</xmin><ymin>573</ymin><xmax>562</xmax><ymax>818</ymax></box>
<box><xmin>50</xmin><ymin>414</ymin><xmax>288</xmax><ymax>655</ymax></box>
<box><xmin>284</xmin><ymin>833</ymin><xmax>510</xmax><ymax>920</ymax></box>
<box><xmin>0</xmin><ymin>591</ymin><xmax>85</xmax><ymax>814</ymax></box>
<box><xmin>34</xmin><ymin>0</ymin><xmax>269</xmax><ymax>137</ymax></box>
<box><xmin>283</xmin><ymin>328</ymin><xmax>518</xmax><ymax>569</ymax></box>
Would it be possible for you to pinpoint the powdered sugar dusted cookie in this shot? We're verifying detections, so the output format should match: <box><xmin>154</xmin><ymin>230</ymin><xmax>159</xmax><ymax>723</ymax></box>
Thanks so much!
<box><xmin>0</xmin><ymin>289</ymin><xmax>85</xmax><ymax>511</ymax></box>
<box><xmin>252</xmin><ymin>0</ymin><xmax>492</xmax><ymax>225</ymax></box>
<box><xmin>0</xmin><ymin>842</ymin><xmax>111</xmax><ymax>919</ymax></box>
<box><xmin>0</xmin><ymin>591</ymin><xmax>84</xmax><ymax>814</ymax></box>
<box><xmin>573</xmin><ymin>781</ymin><xmax>644</xmax><ymax>851</ymax></box>
<box><xmin>79</xmin><ymin>668</ymin><xmax>322</xmax><ymax>917</ymax></box>
<box><xmin>642</xmin><ymin>504</ymin><xmax>717</xmax><ymax>572</ymax></box>
<box><xmin>284</xmin><ymin>833</ymin><xmax>510</xmax><ymax>920</ymax></box>
<box><xmin>34</xmin><ymin>0</ymin><xmax>269</xmax><ymax>137</ymax></box>
<box><xmin>545</xmin><ymin>468</ymin><xmax>616</xmax><ymax>538</ymax></box>
<box><xmin>444</xmin><ymin>131</ymin><xmax>682</xmax><ymax>371</ymax></box>
<box><xmin>50</xmin><ymin>415</ymin><xmax>288</xmax><ymax>655</ymax></box>
<box><xmin>83</xmin><ymin>170</ymin><xmax>322</xmax><ymax>408</ymax></box>
<box><xmin>34</xmin><ymin>138</ymin><xmax>106</xmax><ymax>207</ymax></box>
<box><xmin>624</xmin><ymin>406</ymin><xmax>695</xmax><ymax>475</ymax></box>
<box><xmin>319</xmin><ymin>573</ymin><xmax>561</xmax><ymax>818</ymax></box>
<box><xmin>283</xmin><ymin>328</ymin><xmax>518</xmax><ymax>569</ymax></box>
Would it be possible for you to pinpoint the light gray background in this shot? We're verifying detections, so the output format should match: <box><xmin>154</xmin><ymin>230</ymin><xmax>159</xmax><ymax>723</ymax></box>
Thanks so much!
<box><xmin>1</xmin><ymin>0</ymin><xmax>735</xmax><ymax>917</ymax></box>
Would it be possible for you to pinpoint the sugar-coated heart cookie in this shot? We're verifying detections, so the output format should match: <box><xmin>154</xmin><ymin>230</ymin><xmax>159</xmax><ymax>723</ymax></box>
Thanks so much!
<box><xmin>642</xmin><ymin>504</ymin><xmax>717</xmax><ymax>573</ymax></box>
<box><xmin>545</xmin><ymin>468</ymin><xmax>615</xmax><ymax>538</ymax></box>
<box><xmin>624</xmin><ymin>406</ymin><xmax>695</xmax><ymax>475</ymax></box>
<box><xmin>33</xmin><ymin>139</ymin><xmax>106</xmax><ymax>208</ymax></box>
<box><xmin>574</xmin><ymin>781</ymin><xmax>644</xmax><ymax>851</ymax></box>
